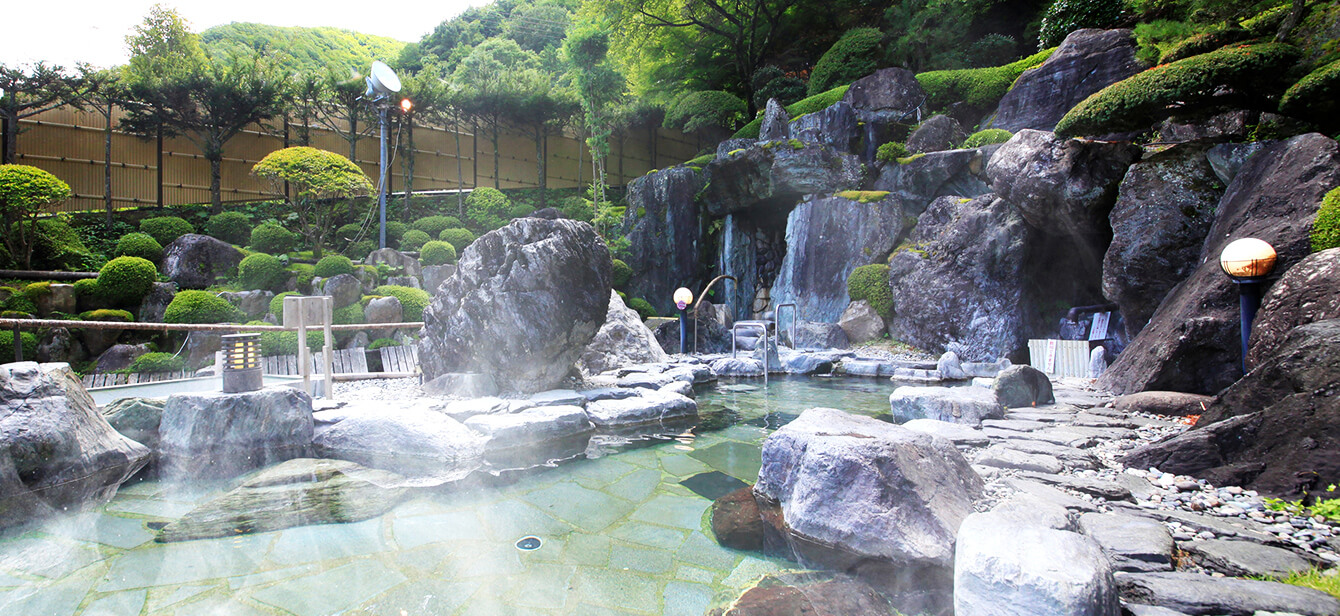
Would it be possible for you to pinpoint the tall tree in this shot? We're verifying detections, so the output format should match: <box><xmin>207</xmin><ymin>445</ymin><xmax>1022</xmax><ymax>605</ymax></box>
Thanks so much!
<box><xmin>0</xmin><ymin>63</ymin><xmax>92</xmax><ymax>164</ymax></box>
<box><xmin>453</xmin><ymin>39</ymin><xmax>543</xmax><ymax>189</ymax></box>
<box><xmin>287</xmin><ymin>73</ymin><xmax>325</xmax><ymax>147</ymax></box>
<box><xmin>396</xmin><ymin>64</ymin><xmax>452</xmax><ymax>208</ymax></box>
<box><xmin>253</xmin><ymin>147</ymin><xmax>372</xmax><ymax>258</ymax></box>
<box><xmin>564</xmin><ymin>23</ymin><xmax>626</xmax><ymax>210</ymax></box>
<box><xmin>314</xmin><ymin>71</ymin><xmax>374</xmax><ymax>162</ymax></box>
<box><xmin>77</xmin><ymin>69</ymin><xmax>128</xmax><ymax>229</ymax></box>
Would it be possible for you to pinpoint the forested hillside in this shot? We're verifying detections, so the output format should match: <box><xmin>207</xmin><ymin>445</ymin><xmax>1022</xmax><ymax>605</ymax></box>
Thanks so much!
<box><xmin>201</xmin><ymin>22</ymin><xmax>407</xmax><ymax>75</ymax></box>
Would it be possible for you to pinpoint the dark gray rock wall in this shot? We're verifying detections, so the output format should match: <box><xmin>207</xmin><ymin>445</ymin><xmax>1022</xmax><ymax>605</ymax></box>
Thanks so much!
<box><xmin>621</xmin><ymin>167</ymin><xmax>706</xmax><ymax>315</ymax></box>
<box><xmin>989</xmin><ymin>29</ymin><xmax>1143</xmax><ymax>133</ymax></box>
<box><xmin>700</xmin><ymin>143</ymin><xmax>864</xmax><ymax>218</ymax></box>
<box><xmin>1246</xmin><ymin>248</ymin><xmax>1340</xmax><ymax>368</ymax></box>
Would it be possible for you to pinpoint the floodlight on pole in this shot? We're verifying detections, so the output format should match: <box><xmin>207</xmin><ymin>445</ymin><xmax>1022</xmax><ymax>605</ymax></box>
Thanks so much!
<box><xmin>365</xmin><ymin>61</ymin><xmax>402</xmax><ymax>251</ymax></box>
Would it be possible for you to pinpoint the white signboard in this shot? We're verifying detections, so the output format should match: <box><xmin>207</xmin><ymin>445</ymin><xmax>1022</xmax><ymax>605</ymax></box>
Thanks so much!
<box><xmin>1089</xmin><ymin>312</ymin><xmax>1111</xmax><ymax>341</ymax></box>
<box><xmin>1044</xmin><ymin>339</ymin><xmax>1058</xmax><ymax>373</ymax></box>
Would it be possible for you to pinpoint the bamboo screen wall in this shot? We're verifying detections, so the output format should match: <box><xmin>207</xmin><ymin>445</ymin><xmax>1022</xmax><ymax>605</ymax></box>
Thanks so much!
<box><xmin>12</xmin><ymin>105</ymin><xmax>703</xmax><ymax>213</ymax></box>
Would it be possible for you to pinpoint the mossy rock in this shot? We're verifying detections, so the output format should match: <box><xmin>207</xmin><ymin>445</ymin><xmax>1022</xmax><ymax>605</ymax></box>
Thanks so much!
<box><xmin>164</xmin><ymin>291</ymin><xmax>243</xmax><ymax>324</ymax></box>
<box><xmin>962</xmin><ymin>129</ymin><xmax>1013</xmax><ymax>148</ymax></box>
<box><xmin>1313</xmin><ymin>187</ymin><xmax>1340</xmax><ymax>252</ymax></box>
<box><xmin>834</xmin><ymin>191</ymin><xmax>891</xmax><ymax>204</ymax></box>
<box><xmin>847</xmin><ymin>264</ymin><xmax>892</xmax><ymax>318</ymax></box>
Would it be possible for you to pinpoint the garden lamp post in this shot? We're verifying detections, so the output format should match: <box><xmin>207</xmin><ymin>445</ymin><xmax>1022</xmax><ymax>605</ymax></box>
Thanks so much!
<box><xmin>674</xmin><ymin>287</ymin><xmax>693</xmax><ymax>355</ymax></box>
<box><xmin>364</xmin><ymin>61</ymin><xmax>402</xmax><ymax>249</ymax></box>
<box><xmin>1219</xmin><ymin>238</ymin><xmax>1277</xmax><ymax>373</ymax></box>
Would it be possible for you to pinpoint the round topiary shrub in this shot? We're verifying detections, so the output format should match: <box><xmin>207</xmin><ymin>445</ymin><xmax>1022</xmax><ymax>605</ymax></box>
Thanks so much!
<box><xmin>611</xmin><ymin>259</ymin><xmax>632</xmax><ymax>288</ymax></box>
<box><xmin>847</xmin><ymin>263</ymin><xmax>893</xmax><ymax>318</ymax></box>
<box><xmin>438</xmin><ymin>228</ymin><xmax>476</xmax><ymax>252</ymax></box>
<box><xmin>270</xmin><ymin>291</ymin><xmax>297</xmax><ymax>320</ymax></box>
<box><xmin>384</xmin><ymin>221</ymin><xmax>407</xmax><ymax>246</ymax></box>
<box><xmin>80</xmin><ymin>308</ymin><xmax>134</xmax><ymax>322</ymax></box>
<box><xmin>876</xmin><ymin>142</ymin><xmax>910</xmax><ymax>163</ymax></box>
<box><xmin>1313</xmin><ymin>187</ymin><xmax>1340</xmax><ymax>252</ymax></box>
<box><xmin>113</xmin><ymin>232</ymin><xmax>163</xmax><ymax>263</ymax></box>
<box><xmin>419</xmin><ymin>241</ymin><xmax>457</xmax><ymax>266</ymax></box>
<box><xmin>399</xmin><ymin>229</ymin><xmax>431</xmax><ymax>252</ymax></box>
<box><xmin>346</xmin><ymin>240</ymin><xmax>377</xmax><ymax>261</ymax></box>
<box><xmin>127</xmin><ymin>352</ymin><xmax>185</xmax><ymax>373</ymax></box>
<box><xmin>464</xmin><ymin>188</ymin><xmax>512</xmax><ymax>231</ymax></box>
<box><xmin>1038</xmin><ymin>0</ymin><xmax>1127</xmax><ymax>48</ymax></box>
<box><xmin>808</xmin><ymin>28</ymin><xmax>884</xmax><ymax>96</ymax></box>
<box><xmin>97</xmin><ymin>256</ymin><xmax>158</xmax><ymax>306</ymax></box>
<box><xmin>411</xmin><ymin>216</ymin><xmax>459</xmax><ymax>238</ymax></box>
<box><xmin>237</xmin><ymin>253</ymin><xmax>286</xmax><ymax>291</ymax></box>
<box><xmin>206</xmin><ymin>212</ymin><xmax>252</xmax><ymax>245</ymax></box>
<box><xmin>372</xmin><ymin>285</ymin><xmax>431</xmax><ymax>321</ymax></box>
<box><xmin>163</xmin><ymin>290</ymin><xmax>243</xmax><ymax>324</ymax></box>
<box><xmin>627</xmin><ymin>297</ymin><xmax>657</xmax><ymax>320</ymax></box>
<box><xmin>333</xmin><ymin>303</ymin><xmax>365</xmax><ymax>325</ymax></box>
<box><xmin>962</xmin><ymin>129</ymin><xmax>1014</xmax><ymax>148</ymax></box>
<box><xmin>313</xmin><ymin>254</ymin><xmax>355</xmax><ymax>278</ymax></box>
<box><xmin>250</xmin><ymin>222</ymin><xmax>299</xmax><ymax>254</ymax></box>
<box><xmin>0</xmin><ymin>331</ymin><xmax>38</xmax><ymax>361</ymax></box>
<box><xmin>139</xmin><ymin>216</ymin><xmax>194</xmax><ymax>246</ymax></box>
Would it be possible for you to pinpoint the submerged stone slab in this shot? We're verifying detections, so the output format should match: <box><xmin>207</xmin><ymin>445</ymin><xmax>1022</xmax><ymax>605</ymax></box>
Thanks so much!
<box><xmin>889</xmin><ymin>386</ymin><xmax>1004</xmax><ymax>426</ymax></box>
<box><xmin>464</xmin><ymin>405</ymin><xmax>594</xmax><ymax>451</ymax></box>
<box><xmin>158</xmin><ymin>387</ymin><xmax>313</xmax><ymax>481</ymax></box>
<box><xmin>584</xmin><ymin>390</ymin><xmax>697</xmax><ymax>428</ymax></box>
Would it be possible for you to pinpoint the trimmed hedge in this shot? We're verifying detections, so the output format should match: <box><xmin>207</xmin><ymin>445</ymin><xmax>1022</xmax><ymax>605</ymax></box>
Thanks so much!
<box><xmin>372</xmin><ymin>285</ymin><xmax>430</xmax><ymax>321</ymax></box>
<box><xmin>915</xmin><ymin>48</ymin><xmax>1056</xmax><ymax>112</ymax></box>
<box><xmin>847</xmin><ymin>263</ymin><xmax>893</xmax><ymax>318</ymax></box>
<box><xmin>438</xmin><ymin>228</ymin><xmax>476</xmax><ymax>252</ymax></box>
<box><xmin>313</xmin><ymin>255</ymin><xmax>355</xmax><ymax>278</ymax></box>
<box><xmin>808</xmin><ymin>28</ymin><xmax>884</xmax><ymax>96</ymax></box>
<box><xmin>1055</xmin><ymin>43</ymin><xmax>1302</xmax><ymax>138</ymax></box>
<box><xmin>627</xmin><ymin>297</ymin><xmax>656</xmax><ymax>320</ymax></box>
<box><xmin>962</xmin><ymin>129</ymin><xmax>1014</xmax><ymax>148</ymax></box>
<box><xmin>139</xmin><ymin>216</ymin><xmax>194</xmax><ymax>246</ymax></box>
<box><xmin>419</xmin><ymin>241</ymin><xmax>457</xmax><ymax>266</ymax></box>
<box><xmin>97</xmin><ymin>256</ymin><xmax>158</xmax><ymax>306</ymax></box>
<box><xmin>250</xmin><ymin>222</ymin><xmax>298</xmax><ymax>254</ymax></box>
<box><xmin>237</xmin><ymin>253</ymin><xmax>286</xmax><ymax>291</ymax></box>
<box><xmin>1313</xmin><ymin>187</ymin><xmax>1340</xmax><ymax>252</ymax></box>
<box><xmin>0</xmin><ymin>331</ymin><xmax>38</xmax><ymax>360</ymax></box>
<box><xmin>113</xmin><ymin>233</ymin><xmax>163</xmax><ymax>263</ymax></box>
<box><xmin>399</xmin><ymin>229</ymin><xmax>431</xmax><ymax>252</ymax></box>
<box><xmin>127</xmin><ymin>352</ymin><xmax>185</xmax><ymax>373</ymax></box>
<box><xmin>464</xmin><ymin>188</ymin><xmax>512</xmax><ymax>231</ymax></box>
<box><xmin>733</xmin><ymin>85</ymin><xmax>850</xmax><ymax>139</ymax></box>
<box><xmin>164</xmin><ymin>290</ymin><xmax>243</xmax><ymax>324</ymax></box>
<box><xmin>1280</xmin><ymin>59</ymin><xmax>1340</xmax><ymax>131</ymax></box>
<box><xmin>411</xmin><ymin>216</ymin><xmax>459</xmax><ymax>238</ymax></box>
<box><xmin>206</xmin><ymin>212</ymin><xmax>252</xmax><ymax>245</ymax></box>
<box><xmin>611</xmin><ymin>259</ymin><xmax>632</xmax><ymax>288</ymax></box>
<box><xmin>270</xmin><ymin>291</ymin><xmax>297</xmax><ymax>319</ymax></box>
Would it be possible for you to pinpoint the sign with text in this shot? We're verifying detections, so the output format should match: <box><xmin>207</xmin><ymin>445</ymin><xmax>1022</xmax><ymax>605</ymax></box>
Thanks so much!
<box><xmin>1089</xmin><ymin>312</ymin><xmax>1111</xmax><ymax>341</ymax></box>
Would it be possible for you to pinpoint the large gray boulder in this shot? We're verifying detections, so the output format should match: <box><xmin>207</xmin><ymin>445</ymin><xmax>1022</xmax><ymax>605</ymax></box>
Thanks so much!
<box><xmin>95</xmin><ymin>343</ymin><xmax>150</xmax><ymax>373</ymax></box>
<box><xmin>160</xmin><ymin>234</ymin><xmax>244</xmax><ymax>289</ymax></box>
<box><xmin>907</xmin><ymin>115</ymin><xmax>967</xmax><ymax>154</ymax></box>
<box><xmin>873</xmin><ymin>148</ymin><xmax>991</xmax><ymax>210</ymax></box>
<box><xmin>0</xmin><ymin>363</ymin><xmax>151</xmax><ymax>530</ymax></box>
<box><xmin>136</xmin><ymin>282</ymin><xmax>177</xmax><ymax>323</ymax></box>
<box><xmin>421</xmin><ymin>264</ymin><xmax>455</xmax><ymax>294</ymax></box>
<box><xmin>1077</xmin><ymin>512</ymin><xmax>1173</xmax><ymax>573</ymax></box>
<box><xmin>890</xmin><ymin>385</ymin><xmax>1006</xmax><ymax>426</ymax></box>
<box><xmin>1246</xmin><ymin>247</ymin><xmax>1340</xmax><ymax>368</ymax></box>
<box><xmin>584</xmin><ymin>389</ymin><xmax>697</xmax><ymax>428</ymax></box>
<box><xmin>755</xmin><ymin>408</ymin><xmax>983</xmax><ymax>572</ymax></box>
<box><xmin>790</xmin><ymin>101</ymin><xmax>861</xmax><ymax>153</ymax></box>
<box><xmin>758</xmin><ymin>98</ymin><xmax>791</xmax><ymax>141</ymax></box>
<box><xmin>770</xmin><ymin>194</ymin><xmax>912</xmax><ymax>323</ymax></box>
<box><xmin>989</xmin><ymin>29</ymin><xmax>1143</xmax><ymax>133</ymax></box>
<box><xmin>419</xmin><ymin>218</ymin><xmax>611</xmax><ymax>393</ymax></box>
<box><xmin>791</xmin><ymin>321</ymin><xmax>849</xmax><ymax>349</ymax></box>
<box><xmin>101</xmin><ymin>397</ymin><xmax>166</xmax><ymax>451</ymax></box>
<box><xmin>158</xmin><ymin>387</ymin><xmax>313</xmax><ymax>481</ymax></box>
<box><xmin>842</xmin><ymin>68</ymin><xmax>927</xmax><ymax>120</ymax></box>
<box><xmin>1101</xmin><ymin>133</ymin><xmax>1340</xmax><ymax>394</ymax></box>
<box><xmin>1116</xmin><ymin>572</ymin><xmax>1340</xmax><ymax>616</ymax></box>
<box><xmin>365</xmin><ymin>248</ymin><xmax>422</xmax><ymax>279</ymax></box>
<box><xmin>321</xmin><ymin>274</ymin><xmax>362</xmax><ymax>309</ymax></box>
<box><xmin>219</xmin><ymin>289</ymin><xmax>274</xmax><ymax>320</ymax></box>
<box><xmin>987</xmin><ymin>129</ymin><xmax>1142</xmax><ymax>237</ymax></box>
<box><xmin>837</xmin><ymin>300</ymin><xmax>885</xmax><ymax>344</ymax></box>
<box><xmin>36</xmin><ymin>327</ymin><xmax>86</xmax><ymax>364</ymax></box>
<box><xmin>955</xmin><ymin>511</ymin><xmax>1120</xmax><ymax>616</ymax></box>
<box><xmin>363</xmin><ymin>296</ymin><xmax>402</xmax><ymax>325</ymax></box>
<box><xmin>1103</xmin><ymin>144</ymin><xmax>1222</xmax><ymax>337</ymax></box>
<box><xmin>576</xmin><ymin>291</ymin><xmax>669</xmax><ymax>376</ymax></box>
<box><xmin>464</xmin><ymin>405</ymin><xmax>593</xmax><ymax>451</ymax></box>
<box><xmin>313</xmin><ymin>406</ymin><xmax>486</xmax><ymax>479</ymax></box>
<box><xmin>993</xmin><ymin>365</ymin><xmax>1055</xmax><ymax>408</ymax></box>
<box><xmin>621</xmin><ymin>167</ymin><xmax>706</xmax><ymax>315</ymax></box>
<box><xmin>699</xmin><ymin>143</ymin><xmax>865</xmax><ymax>218</ymax></box>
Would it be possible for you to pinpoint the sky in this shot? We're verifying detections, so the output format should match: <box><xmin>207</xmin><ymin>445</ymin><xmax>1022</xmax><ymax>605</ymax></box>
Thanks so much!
<box><xmin>2</xmin><ymin>0</ymin><xmax>492</xmax><ymax>68</ymax></box>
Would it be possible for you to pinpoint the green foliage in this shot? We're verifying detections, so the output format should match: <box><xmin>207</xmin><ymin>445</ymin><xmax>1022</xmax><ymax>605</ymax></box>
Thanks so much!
<box><xmin>557</xmin><ymin>197</ymin><xmax>594</xmax><ymax>223</ymax></box>
<box><xmin>1256</xmin><ymin>568</ymin><xmax>1340</xmax><ymax>601</ymax></box>
<box><xmin>1280</xmin><ymin>60</ymin><xmax>1340</xmax><ymax>132</ymax></box>
<box><xmin>611</xmin><ymin>259</ymin><xmax>632</xmax><ymax>288</ymax></box>
<box><xmin>1133</xmin><ymin>20</ymin><xmax>1199</xmax><ymax>65</ymax></box>
<box><xmin>256</xmin><ymin>320</ymin><xmax>323</xmax><ymax>355</ymax></box>
<box><xmin>1264</xmin><ymin>484</ymin><xmax>1340</xmax><ymax>523</ymax></box>
<box><xmin>269</xmin><ymin>291</ymin><xmax>297</xmax><ymax>320</ymax></box>
<box><xmin>438</xmin><ymin>228</ymin><xmax>476</xmax><ymax>252</ymax></box>
<box><xmin>372</xmin><ymin>285</ymin><xmax>431</xmax><ymax>321</ymax></box>
<box><xmin>734</xmin><ymin>85</ymin><xmax>850</xmax><ymax>139</ymax></box>
<box><xmin>1039</xmin><ymin>0</ymin><xmax>1128</xmax><ymax>48</ymax></box>
<box><xmin>464</xmin><ymin>187</ymin><xmax>512</xmax><ymax>231</ymax></box>
<box><xmin>27</xmin><ymin>219</ymin><xmax>95</xmax><ymax>271</ymax></box>
<box><xmin>664</xmin><ymin>91</ymin><xmax>747</xmax><ymax>134</ymax></box>
<box><xmin>876</xmin><ymin>142</ymin><xmax>910</xmax><ymax>163</ymax></box>
<box><xmin>847</xmin><ymin>263</ymin><xmax>893</xmax><ymax>318</ymax></box>
<box><xmin>751</xmin><ymin>65</ymin><xmax>807</xmax><ymax>108</ymax></box>
<box><xmin>1056</xmin><ymin>43</ymin><xmax>1302</xmax><ymax>138</ymax></box>
<box><xmin>834</xmin><ymin>191</ymin><xmax>892</xmax><ymax>203</ymax></box>
<box><xmin>20</xmin><ymin>281</ymin><xmax>51</xmax><ymax>300</ymax></box>
<box><xmin>809</xmin><ymin>29</ymin><xmax>884</xmax><ymax>96</ymax></box>
<box><xmin>967</xmin><ymin>34</ymin><xmax>1020</xmax><ymax>68</ymax></box>
<box><xmin>139</xmin><ymin>216</ymin><xmax>194</xmax><ymax>246</ymax></box>
<box><xmin>332</xmin><ymin>303</ymin><xmax>364</xmax><ymax>326</ymax></box>
<box><xmin>205</xmin><ymin>211</ymin><xmax>251</xmax><ymax>245</ymax></box>
<box><xmin>250</xmin><ymin>222</ymin><xmax>298</xmax><ymax>254</ymax></box>
<box><xmin>252</xmin><ymin>147</ymin><xmax>373</xmax><ymax>257</ymax></box>
<box><xmin>684</xmin><ymin>154</ymin><xmax>716</xmax><ymax>167</ymax></box>
<box><xmin>113</xmin><ymin>232</ymin><xmax>163</xmax><ymax>263</ymax></box>
<box><xmin>384</xmin><ymin>221</ymin><xmax>407</xmax><ymax>245</ymax></box>
<box><xmin>2</xmin><ymin>294</ymin><xmax>37</xmax><ymax>315</ymax></box>
<box><xmin>72</xmin><ymin>278</ymin><xmax>106</xmax><ymax>307</ymax></box>
<box><xmin>346</xmin><ymin>240</ymin><xmax>376</xmax><ymax>261</ymax></box>
<box><xmin>419</xmin><ymin>241</ymin><xmax>457</xmax><ymax>266</ymax></box>
<box><xmin>163</xmin><ymin>290</ymin><xmax>243</xmax><ymax>324</ymax></box>
<box><xmin>411</xmin><ymin>216</ymin><xmax>459</xmax><ymax>238</ymax></box>
<box><xmin>0</xmin><ymin>331</ymin><xmax>38</xmax><ymax>361</ymax></box>
<box><xmin>127</xmin><ymin>352</ymin><xmax>185</xmax><ymax>373</ymax></box>
<box><xmin>1312</xmin><ymin>187</ymin><xmax>1340</xmax><ymax>252</ymax></box>
<box><xmin>312</xmin><ymin>255</ymin><xmax>355</xmax><ymax>278</ymax></box>
<box><xmin>1159</xmin><ymin>26</ymin><xmax>1249</xmax><ymax>64</ymax></box>
<box><xmin>962</xmin><ymin>129</ymin><xmax>1015</xmax><ymax>148</ymax></box>
<box><xmin>368</xmin><ymin>338</ymin><xmax>399</xmax><ymax>350</ymax></box>
<box><xmin>80</xmin><ymin>309</ymin><xmax>134</xmax><ymax>322</ymax></box>
<box><xmin>0</xmin><ymin>165</ymin><xmax>71</xmax><ymax>269</ymax></box>
<box><xmin>200</xmin><ymin>22</ymin><xmax>406</xmax><ymax>76</ymax></box>
<box><xmin>237</xmin><ymin>253</ymin><xmax>286</xmax><ymax>291</ymax></box>
<box><xmin>288</xmin><ymin>264</ymin><xmax>314</xmax><ymax>292</ymax></box>
<box><xmin>97</xmin><ymin>256</ymin><xmax>158</xmax><ymax>306</ymax></box>
<box><xmin>915</xmin><ymin>48</ymin><xmax>1057</xmax><ymax>112</ymax></box>
<box><xmin>400</xmin><ymin>230</ymin><xmax>431</xmax><ymax>252</ymax></box>
<box><xmin>627</xmin><ymin>297</ymin><xmax>657</xmax><ymax>320</ymax></box>
<box><xmin>335</xmin><ymin>223</ymin><xmax>363</xmax><ymax>244</ymax></box>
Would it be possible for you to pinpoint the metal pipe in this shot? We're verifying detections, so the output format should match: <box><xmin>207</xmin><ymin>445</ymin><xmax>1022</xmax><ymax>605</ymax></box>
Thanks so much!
<box><xmin>692</xmin><ymin>275</ymin><xmax>737</xmax><ymax>355</ymax></box>
<box><xmin>0</xmin><ymin>318</ymin><xmax>423</xmax><ymax>332</ymax></box>
<box><xmin>731</xmin><ymin>322</ymin><xmax>769</xmax><ymax>386</ymax></box>
<box><xmin>775</xmin><ymin>303</ymin><xmax>797</xmax><ymax>348</ymax></box>
<box><xmin>378</xmin><ymin>104</ymin><xmax>389</xmax><ymax>249</ymax></box>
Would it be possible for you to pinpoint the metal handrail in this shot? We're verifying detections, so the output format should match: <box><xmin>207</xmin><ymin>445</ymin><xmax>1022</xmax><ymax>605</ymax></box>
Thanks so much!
<box><xmin>731</xmin><ymin>321</ymin><xmax>769</xmax><ymax>386</ymax></box>
<box><xmin>775</xmin><ymin>303</ymin><xmax>797</xmax><ymax>348</ymax></box>
<box><xmin>692</xmin><ymin>274</ymin><xmax>737</xmax><ymax>355</ymax></box>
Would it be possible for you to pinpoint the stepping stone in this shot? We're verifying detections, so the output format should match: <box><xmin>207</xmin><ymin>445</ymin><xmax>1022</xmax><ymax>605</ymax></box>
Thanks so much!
<box><xmin>441</xmin><ymin>397</ymin><xmax>508</xmax><ymax>420</ymax></box>
<box><xmin>976</xmin><ymin>446</ymin><xmax>1064</xmax><ymax>474</ymax></box>
<box><xmin>1135</xmin><ymin>509</ymin><xmax>1277</xmax><ymax>544</ymax></box>
<box><xmin>1078</xmin><ymin>512</ymin><xmax>1173</xmax><ymax>572</ymax></box>
<box><xmin>901</xmin><ymin>418</ymin><xmax>990</xmax><ymax>446</ymax></box>
<box><xmin>464</xmin><ymin>405</ymin><xmax>594</xmax><ymax>451</ymax></box>
<box><xmin>1005</xmin><ymin>411</ymin><xmax>1071</xmax><ymax>423</ymax></box>
<box><xmin>579</xmin><ymin>387</ymin><xmax>639</xmax><ymax>402</ymax></box>
<box><xmin>1116</xmin><ymin>571</ymin><xmax>1340</xmax><ymax>616</ymax></box>
<box><xmin>1071</xmin><ymin>413</ymin><xmax>1136</xmax><ymax>428</ymax></box>
<box><xmin>1115</xmin><ymin>473</ymin><xmax>1159</xmax><ymax>501</ymax></box>
<box><xmin>889</xmin><ymin>385</ymin><xmax>1004</xmax><ymax>426</ymax></box>
<box><xmin>1180</xmin><ymin>538</ymin><xmax>1314</xmax><ymax>577</ymax></box>
<box><xmin>1003</xmin><ymin>478</ymin><xmax>1098</xmax><ymax>512</ymax></box>
<box><xmin>1017</xmin><ymin>472</ymin><xmax>1132</xmax><ymax>501</ymax></box>
<box><xmin>991</xmin><ymin>493</ymin><xmax>1072</xmax><ymax>531</ymax></box>
<box><xmin>528</xmin><ymin>389</ymin><xmax>586</xmax><ymax>407</ymax></box>
<box><xmin>981</xmin><ymin>418</ymin><xmax>1051</xmax><ymax>432</ymax></box>
<box><xmin>1041</xmin><ymin>425</ymin><xmax>1135</xmax><ymax>440</ymax></box>
<box><xmin>984</xmin><ymin>427</ymin><xmax>1094</xmax><ymax>448</ymax></box>
<box><xmin>997</xmin><ymin>440</ymin><xmax>1100</xmax><ymax>470</ymax></box>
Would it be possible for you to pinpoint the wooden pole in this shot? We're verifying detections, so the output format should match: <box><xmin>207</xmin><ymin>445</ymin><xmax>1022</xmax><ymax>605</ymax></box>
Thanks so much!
<box><xmin>12</xmin><ymin>325</ymin><xmax>20</xmax><ymax>362</ymax></box>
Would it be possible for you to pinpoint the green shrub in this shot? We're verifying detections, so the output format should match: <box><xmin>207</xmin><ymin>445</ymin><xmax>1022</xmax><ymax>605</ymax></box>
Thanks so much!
<box><xmin>21</xmin><ymin>281</ymin><xmax>51</xmax><ymax>300</ymax></box>
<box><xmin>0</xmin><ymin>165</ymin><xmax>70</xmax><ymax>268</ymax></box>
<box><xmin>967</xmin><ymin>34</ymin><xmax>1020</xmax><ymax>68</ymax></box>
<box><xmin>399</xmin><ymin>229</ymin><xmax>431</xmax><ymax>252</ymax></box>
<box><xmin>411</xmin><ymin>216</ymin><xmax>459</xmax><ymax>238</ymax></box>
<box><xmin>80</xmin><ymin>308</ymin><xmax>133</xmax><ymax>322</ymax></box>
<box><xmin>1056</xmin><ymin>43</ymin><xmax>1302</xmax><ymax>138</ymax></box>
<box><xmin>127</xmin><ymin>352</ymin><xmax>185</xmax><ymax>373</ymax></box>
<box><xmin>847</xmin><ymin>263</ymin><xmax>893</xmax><ymax>318</ymax></box>
<box><xmin>346</xmin><ymin>240</ymin><xmax>377</xmax><ymax>260</ymax></box>
<box><xmin>368</xmin><ymin>338</ymin><xmax>399</xmax><ymax>350</ymax></box>
<box><xmin>372</xmin><ymin>285</ymin><xmax>431</xmax><ymax>321</ymax></box>
<box><xmin>113</xmin><ymin>232</ymin><xmax>163</xmax><ymax>263</ymax></box>
<box><xmin>876</xmin><ymin>142</ymin><xmax>910</xmax><ymax>163</ymax></box>
<box><xmin>163</xmin><ymin>290</ymin><xmax>243</xmax><ymax>324</ymax></box>
<box><xmin>1313</xmin><ymin>187</ymin><xmax>1340</xmax><ymax>252</ymax></box>
<box><xmin>1133</xmin><ymin>19</ymin><xmax>1199</xmax><ymax>65</ymax></box>
<box><xmin>237</xmin><ymin>253</ymin><xmax>286</xmax><ymax>291</ymax></box>
<box><xmin>335</xmin><ymin>223</ymin><xmax>364</xmax><ymax>244</ymax></box>
<box><xmin>419</xmin><ymin>241</ymin><xmax>457</xmax><ymax>266</ymax></box>
<box><xmin>664</xmin><ymin>90</ymin><xmax>747</xmax><ymax>134</ymax></box>
<box><xmin>205</xmin><ymin>212</ymin><xmax>251</xmax><ymax>245</ymax></box>
<box><xmin>1158</xmin><ymin>26</ymin><xmax>1248</xmax><ymax>64</ymax></box>
<box><xmin>256</xmin><ymin>320</ymin><xmax>323</xmax><ymax>355</ymax></box>
<box><xmin>313</xmin><ymin>255</ymin><xmax>355</xmax><ymax>278</ymax></box>
<box><xmin>270</xmin><ymin>291</ymin><xmax>297</xmax><ymax>319</ymax></box>
<box><xmin>464</xmin><ymin>188</ymin><xmax>513</xmax><ymax>231</ymax></box>
<box><xmin>72</xmin><ymin>278</ymin><xmax>107</xmax><ymax>307</ymax></box>
<box><xmin>1280</xmin><ymin>59</ymin><xmax>1340</xmax><ymax>132</ymax></box>
<box><xmin>627</xmin><ymin>297</ymin><xmax>657</xmax><ymax>320</ymax></box>
<box><xmin>384</xmin><ymin>221</ymin><xmax>407</xmax><ymax>245</ymax></box>
<box><xmin>27</xmin><ymin>219</ymin><xmax>94</xmax><ymax>271</ymax></box>
<box><xmin>751</xmin><ymin>65</ymin><xmax>807</xmax><ymax>108</ymax></box>
<box><xmin>3</xmin><ymin>294</ymin><xmax>37</xmax><ymax>315</ymax></box>
<box><xmin>333</xmin><ymin>303</ymin><xmax>365</xmax><ymax>325</ymax></box>
<box><xmin>0</xmin><ymin>331</ymin><xmax>38</xmax><ymax>360</ymax></box>
<box><xmin>556</xmin><ymin>197</ymin><xmax>593</xmax><ymax>223</ymax></box>
<box><xmin>250</xmin><ymin>222</ymin><xmax>298</xmax><ymax>254</ymax></box>
<box><xmin>139</xmin><ymin>216</ymin><xmax>194</xmax><ymax>246</ymax></box>
<box><xmin>288</xmin><ymin>264</ymin><xmax>314</xmax><ymax>292</ymax></box>
<box><xmin>611</xmin><ymin>259</ymin><xmax>632</xmax><ymax>288</ymax></box>
<box><xmin>1039</xmin><ymin>0</ymin><xmax>1128</xmax><ymax>48</ymax></box>
<box><xmin>733</xmin><ymin>85</ymin><xmax>850</xmax><ymax>139</ymax></box>
<box><xmin>809</xmin><ymin>28</ymin><xmax>884</xmax><ymax>96</ymax></box>
<box><xmin>97</xmin><ymin>256</ymin><xmax>158</xmax><ymax>306</ymax></box>
<box><xmin>438</xmin><ymin>228</ymin><xmax>476</xmax><ymax>252</ymax></box>
<box><xmin>962</xmin><ymin>129</ymin><xmax>1014</xmax><ymax>148</ymax></box>
<box><xmin>915</xmin><ymin>48</ymin><xmax>1056</xmax><ymax>112</ymax></box>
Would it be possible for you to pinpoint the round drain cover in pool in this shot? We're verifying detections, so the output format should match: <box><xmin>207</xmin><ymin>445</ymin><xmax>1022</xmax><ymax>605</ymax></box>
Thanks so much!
<box><xmin>516</xmin><ymin>536</ymin><xmax>542</xmax><ymax>551</ymax></box>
